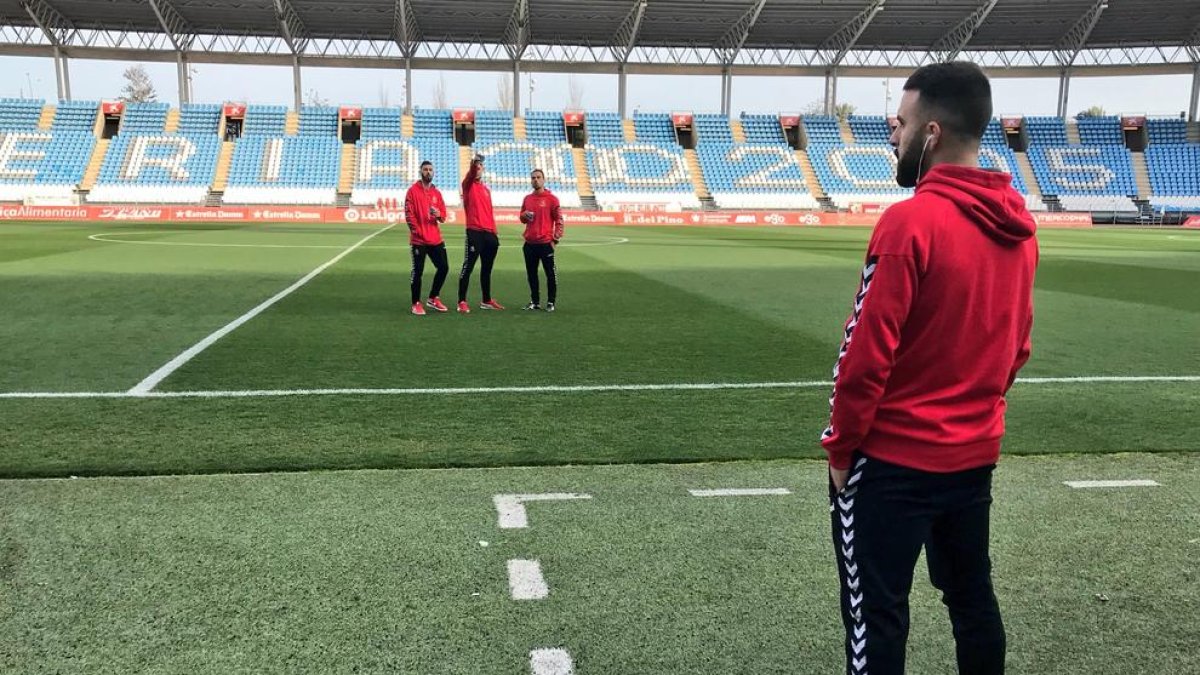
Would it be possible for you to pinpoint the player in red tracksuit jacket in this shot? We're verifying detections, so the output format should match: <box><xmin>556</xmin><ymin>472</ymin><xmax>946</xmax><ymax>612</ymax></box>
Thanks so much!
<box><xmin>519</xmin><ymin>169</ymin><xmax>564</xmax><ymax>312</ymax></box>
<box><xmin>456</xmin><ymin>154</ymin><xmax>505</xmax><ymax>313</ymax></box>
<box><xmin>820</xmin><ymin>62</ymin><xmax>1037</xmax><ymax>675</ymax></box>
<box><xmin>404</xmin><ymin>160</ymin><xmax>449</xmax><ymax>316</ymax></box>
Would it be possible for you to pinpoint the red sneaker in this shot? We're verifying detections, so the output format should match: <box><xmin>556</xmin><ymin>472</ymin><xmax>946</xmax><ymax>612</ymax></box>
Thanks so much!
<box><xmin>426</xmin><ymin>297</ymin><xmax>449</xmax><ymax>313</ymax></box>
<box><xmin>457</xmin><ymin>301</ymin><xmax>470</xmax><ymax>314</ymax></box>
<box><xmin>479</xmin><ymin>299</ymin><xmax>506</xmax><ymax>311</ymax></box>
<box><xmin>411</xmin><ymin>302</ymin><xmax>426</xmax><ymax>316</ymax></box>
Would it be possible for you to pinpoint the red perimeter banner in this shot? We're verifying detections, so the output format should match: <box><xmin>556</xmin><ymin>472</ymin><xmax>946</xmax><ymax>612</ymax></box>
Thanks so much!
<box><xmin>0</xmin><ymin>204</ymin><xmax>1097</xmax><ymax>229</ymax></box>
<box><xmin>1184</xmin><ymin>216</ymin><xmax>1200</xmax><ymax>229</ymax></box>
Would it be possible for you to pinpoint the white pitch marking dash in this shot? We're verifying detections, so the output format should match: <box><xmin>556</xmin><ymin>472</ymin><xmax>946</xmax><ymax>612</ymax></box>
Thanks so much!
<box><xmin>530</xmin><ymin>648</ymin><xmax>575</xmax><ymax>675</ymax></box>
<box><xmin>508</xmin><ymin>559</ymin><xmax>549</xmax><ymax>600</ymax></box>
<box><xmin>1064</xmin><ymin>479</ymin><xmax>1160</xmax><ymax>489</ymax></box>
<box><xmin>689</xmin><ymin>488</ymin><xmax>792</xmax><ymax>498</ymax></box>
<box><xmin>493</xmin><ymin>493</ymin><xmax>592</xmax><ymax>529</ymax></box>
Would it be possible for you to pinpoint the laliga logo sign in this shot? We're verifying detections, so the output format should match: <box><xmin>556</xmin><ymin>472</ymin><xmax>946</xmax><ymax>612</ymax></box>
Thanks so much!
<box><xmin>344</xmin><ymin>198</ymin><xmax>406</xmax><ymax>224</ymax></box>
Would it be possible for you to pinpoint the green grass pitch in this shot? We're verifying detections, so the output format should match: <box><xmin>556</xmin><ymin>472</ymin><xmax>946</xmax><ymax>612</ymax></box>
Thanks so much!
<box><xmin>1</xmin><ymin>221</ymin><xmax>1197</xmax><ymax>673</ymax></box>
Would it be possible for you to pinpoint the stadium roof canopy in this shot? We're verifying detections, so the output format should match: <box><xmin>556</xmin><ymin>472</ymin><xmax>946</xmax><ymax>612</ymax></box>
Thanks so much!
<box><xmin>1</xmin><ymin>0</ymin><xmax>1198</xmax><ymax>75</ymax></box>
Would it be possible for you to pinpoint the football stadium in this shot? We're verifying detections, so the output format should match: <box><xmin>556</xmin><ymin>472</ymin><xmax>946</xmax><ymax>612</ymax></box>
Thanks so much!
<box><xmin>1</xmin><ymin>1</ymin><xmax>1199</xmax><ymax>673</ymax></box>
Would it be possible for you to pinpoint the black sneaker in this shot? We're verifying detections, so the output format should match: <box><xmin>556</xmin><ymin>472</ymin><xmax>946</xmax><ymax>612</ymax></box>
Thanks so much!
<box><xmin>523</xmin><ymin>302</ymin><xmax>541</xmax><ymax>311</ymax></box>
<box><xmin>545</xmin><ymin>302</ymin><xmax>556</xmax><ymax>312</ymax></box>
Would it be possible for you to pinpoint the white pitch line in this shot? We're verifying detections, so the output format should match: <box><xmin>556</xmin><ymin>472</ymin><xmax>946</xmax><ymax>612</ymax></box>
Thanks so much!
<box><xmin>689</xmin><ymin>488</ymin><xmax>792</xmax><ymax>498</ymax></box>
<box><xmin>508</xmin><ymin>559</ymin><xmax>550</xmax><ymax>600</ymax></box>
<box><xmin>89</xmin><ymin>232</ymin><xmax>628</xmax><ymax>249</ymax></box>
<box><xmin>1065</xmin><ymin>479</ymin><xmax>1161</xmax><ymax>489</ymax></box>
<box><xmin>126</xmin><ymin>224</ymin><xmax>394</xmax><ymax>395</ymax></box>
<box><xmin>494</xmin><ymin>493</ymin><xmax>593</xmax><ymax>529</ymax></box>
<box><xmin>530</xmin><ymin>649</ymin><xmax>575</xmax><ymax>675</ymax></box>
<box><xmin>2</xmin><ymin>375</ymin><xmax>1198</xmax><ymax>401</ymax></box>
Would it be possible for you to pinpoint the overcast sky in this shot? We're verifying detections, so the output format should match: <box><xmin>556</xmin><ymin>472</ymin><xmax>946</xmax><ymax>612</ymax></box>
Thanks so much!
<box><xmin>2</xmin><ymin>55</ymin><xmax>1195</xmax><ymax>119</ymax></box>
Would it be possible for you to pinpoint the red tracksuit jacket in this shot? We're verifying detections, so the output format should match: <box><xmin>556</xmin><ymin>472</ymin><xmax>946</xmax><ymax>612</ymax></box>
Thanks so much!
<box><xmin>821</xmin><ymin>164</ymin><xmax>1039</xmax><ymax>473</ymax></box>
<box><xmin>461</xmin><ymin>163</ymin><xmax>496</xmax><ymax>234</ymax></box>
<box><xmin>404</xmin><ymin>181</ymin><xmax>446</xmax><ymax>246</ymax></box>
<box><xmin>521</xmin><ymin>190</ymin><xmax>564</xmax><ymax>244</ymax></box>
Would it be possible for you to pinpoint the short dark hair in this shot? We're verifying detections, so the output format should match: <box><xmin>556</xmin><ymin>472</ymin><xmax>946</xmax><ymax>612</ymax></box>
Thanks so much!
<box><xmin>903</xmin><ymin>61</ymin><xmax>992</xmax><ymax>143</ymax></box>
<box><xmin>531</xmin><ymin>169</ymin><xmax>545</xmax><ymax>178</ymax></box>
<box><xmin>420</xmin><ymin>160</ymin><xmax>433</xmax><ymax>168</ymax></box>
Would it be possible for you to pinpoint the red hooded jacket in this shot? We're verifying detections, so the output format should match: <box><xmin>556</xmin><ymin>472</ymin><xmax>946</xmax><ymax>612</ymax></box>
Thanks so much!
<box><xmin>821</xmin><ymin>164</ymin><xmax>1039</xmax><ymax>473</ymax></box>
<box><xmin>461</xmin><ymin>162</ymin><xmax>496</xmax><ymax>233</ymax></box>
<box><xmin>521</xmin><ymin>190</ymin><xmax>564</xmax><ymax>244</ymax></box>
<box><xmin>404</xmin><ymin>180</ymin><xmax>446</xmax><ymax>246</ymax></box>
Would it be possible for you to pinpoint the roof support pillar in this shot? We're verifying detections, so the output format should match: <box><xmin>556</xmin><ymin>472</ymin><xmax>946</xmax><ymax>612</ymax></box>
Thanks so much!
<box><xmin>512</xmin><ymin>60</ymin><xmax>521</xmax><ymax>117</ymax></box>
<box><xmin>405</xmin><ymin>57</ymin><xmax>413</xmax><ymax>114</ymax></box>
<box><xmin>1190</xmin><ymin>62</ymin><xmax>1199</xmax><ymax>123</ymax></box>
<box><xmin>292</xmin><ymin>55</ymin><xmax>302</xmax><ymax>111</ymax></box>
<box><xmin>618</xmin><ymin>63</ymin><xmax>628</xmax><ymax>119</ymax></box>
<box><xmin>53</xmin><ymin>46</ymin><xmax>70</xmax><ymax>100</ymax></box>
<box><xmin>720</xmin><ymin>67</ymin><xmax>733</xmax><ymax>116</ymax></box>
<box><xmin>823</xmin><ymin>68</ymin><xmax>838</xmax><ymax>116</ymax></box>
<box><xmin>1057</xmin><ymin>67</ymin><xmax>1071</xmax><ymax>118</ymax></box>
<box><xmin>176</xmin><ymin>51</ymin><xmax>190</xmax><ymax>104</ymax></box>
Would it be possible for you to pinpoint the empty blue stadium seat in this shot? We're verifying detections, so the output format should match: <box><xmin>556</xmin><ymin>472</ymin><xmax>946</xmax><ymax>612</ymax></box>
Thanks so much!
<box><xmin>586</xmin><ymin>112</ymin><xmax>624</xmax><ymax>148</ymax></box>
<box><xmin>1025</xmin><ymin>117</ymin><xmax>1069</xmax><ymax>146</ymax></box>
<box><xmin>1147</xmin><ymin>118</ymin><xmax>1188</xmax><ymax>145</ymax></box>
<box><xmin>1027</xmin><ymin>144</ymin><xmax>1136</xmax><ymax>196</ymax></box>
<box><xmin>740</xmin><ymin>113</ymin><xmax>786</xmax><ymax>145</ymax></box>
<box><xmin>177</xmin><ymin>104</ymin><xmax>221</xmax><ymax>136</ymax></box>
<box><xmin>633</xmin><ymin>113</ymin><xmax>676</xmax><ymax>146</ymax></box>
<box><xmin>352</xmin><ymin>136</ymin><xmax>460</xmax><ymax>206</ymax></box>
<box><xmin>120</xmin><ymin>102</ymin><xmax>169</xmax><ymax>135</ymax></box>
<box><xmin>1076</xmin><ymin>116</ymin><xmax>1121</xmax><ymax>145</ymax></box>
<box><xmin>52</xmin><ymin>100</ymin><xmax>98</xmax><ymax>132</ymax></box>
<box><xmin>848</xmin><ymin>116</ymin><xmax>890</xmax><ymax>144</ymax></box>
<box><xmin>0</xmin><ymin>130</ymin><xmax>94</xmax><ymax>184</ymax></box>
<box><xmin>525</xmin><ymin>110</ymin><xmax>567</xmax><ymax>146</ymax></box>
<box><xmin>362</xmin><ymin>108</ymin><xmax>403</xmax><ymax>139</ymax></box>
<box><xmin>694</xmin><ymin>114</ymin><xmax>733</xmax><ymax>145</ymax></box>
<box><xmin>1145</xmin><ymin>145</ymin><xmax>1200</xmax><ymax>196</ymax></box>
<box><xmin>802</xmin><ymin>116</ymin><xmax>842</xmax><ymax>146</ymax></box>
<box><xmin>413</xmin><ymin>109</ymin><xmax>452</xmax><ymax>139</ymax></box>
<box><xmin>474</xmin><ymin>110</ymin><xmax>515</xmax><ymax>144</ymax></box>
<box><xmin>0</xmin><ymin>98</ymin><xmax>45</xmax><ymax>131</ymax></box>
<box><xmin>243</xmin><ymin>105</ymin><xmax>288</xmax><ymax>136</ymax></box>
<box><xmin>299</xmin><ymin>107</ymin><xmax>338</xmax><ymax>137</ymax></box>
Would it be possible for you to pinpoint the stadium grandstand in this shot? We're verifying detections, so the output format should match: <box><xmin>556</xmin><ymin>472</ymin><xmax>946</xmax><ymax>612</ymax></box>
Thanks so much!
<box><xmin>0</xmin><ymin>0</ymin><xmax>1198</xmax><ymax>222</ymax></box>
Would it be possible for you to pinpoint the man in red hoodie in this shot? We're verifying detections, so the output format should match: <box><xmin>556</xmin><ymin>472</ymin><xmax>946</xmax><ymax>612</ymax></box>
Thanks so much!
<box><xmin>520</xmin><ymin>169</ymin><xmax>564</xmax><ymax>312</ymax></box>
<box><xmin>821</xmin><ymin>61</ymin><xmax>1037</xmax><ymax>675</ymax></box>
<box><xmin>456</xmin><ymin>154</ymin><xmax>505</xmax><ymax>313</ymax></box>
<box><xmin>405</xmin><ymin>160</ymin><xmax>449</xmax><ymax>316</ymax></box>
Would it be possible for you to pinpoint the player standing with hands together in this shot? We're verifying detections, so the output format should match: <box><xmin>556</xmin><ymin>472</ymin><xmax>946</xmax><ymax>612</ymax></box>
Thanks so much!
<box><xmin>520</xmin><ymin>169</ymin><xmax>564</xmax><ymax>312</ymax></box>
<box><xmin>405</xmin><ymin>160</ymin><xmax>449</xmax><ymax>316</ymax></box>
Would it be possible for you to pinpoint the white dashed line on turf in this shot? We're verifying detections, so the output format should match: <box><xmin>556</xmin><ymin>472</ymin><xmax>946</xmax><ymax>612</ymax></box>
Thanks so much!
<box><xmin>530</xmin><ymin>649</ymin><xmax>575</xmax><ymax>675</ymax></box>
<box><xmin>508</xmin><ymin>559</ymin><xmax>550</xmax><ymax>600</ymax></box>
<box><xmin>494</xmin><ymin>493</ymin><xmax>593</xmax><ymax>529</ymax></box>
<box><xmin>1064</xmin><ymin>479</ymin><xmax>1161</xmax><ymax>489</ymax></box>
<box><xmin>689</xmin><ymin>488</ymin><xmax>792</xmax><ymax>497</ymax></box>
